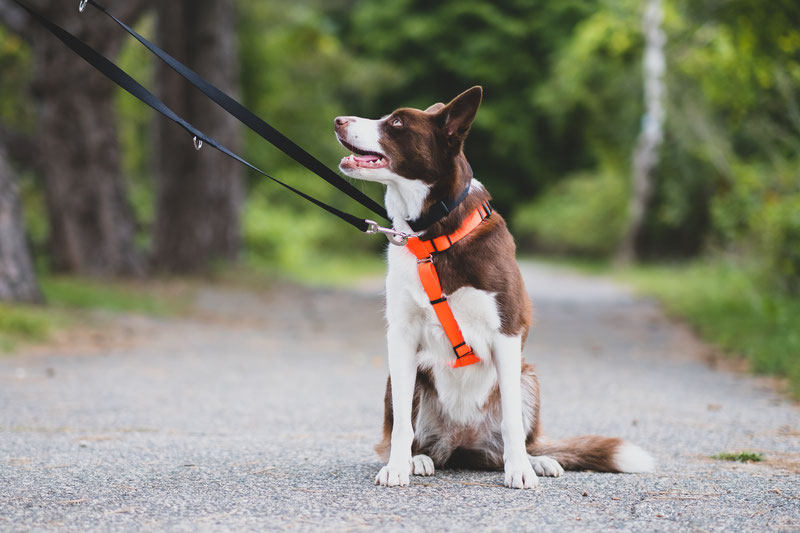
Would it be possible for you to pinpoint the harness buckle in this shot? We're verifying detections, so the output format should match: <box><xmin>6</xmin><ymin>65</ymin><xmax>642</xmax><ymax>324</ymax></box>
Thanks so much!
<box><xmin>78</xmin><ymin>0</ymin><xmax>88</xmax><ymax>12</ymax></box>
<box><xmin>365</xmin><ymin>220</ymin><xmax>410</xmax><ymax>247</ymax></box>
<box><xmin>193</xmin><ymin>136</ymin><xmax>203</xmax><ymax>151</ymax></box>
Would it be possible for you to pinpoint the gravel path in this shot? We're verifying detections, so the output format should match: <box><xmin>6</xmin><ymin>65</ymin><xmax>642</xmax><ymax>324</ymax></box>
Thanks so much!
<box><xmin>1</xmin><ymin>262</ymin><xmax>798</xmax><ymax>532</ymax></box>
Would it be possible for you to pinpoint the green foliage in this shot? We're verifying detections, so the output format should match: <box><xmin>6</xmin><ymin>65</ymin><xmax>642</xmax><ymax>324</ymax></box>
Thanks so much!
<box><xmin>619</xmin><ymin>261</ymin><xmax>800</xmax><ymax>399</ymax></box>
<box><xmin>535</xmin><ymin>0</ymin><xmax>642</xmax><ymax>166</ymax></box>
<box><xmin>512</xmin><ymin>167</ymin><xmax>628</xmax><ymax>256</ymax></box>
<box><xmin>236</xmin><ymin>0</ymin><xmax>391</xmax><ymax>269</ymax></box>
<box><xmin>711</xmin><ymin>452</ymin><xmax>764</xmax><ymax>463</ymax></box>
<box><xmin>343</xmin><ymin>0</ymin><xmax>601</xmax><ymax>209</ymax></box>
<box><xmin>0</xmin><ymin>25</ymin><xmax>33</xmax><ymax>129</ymax></box>
<box><xmin>115</xmin><ymin>14</ymin><xmax>157</xmax><ymax>250</ymax></box>
<box><xmin>712</xmin><ymin>159</ymin><xmax>800</xmax><ymax>293</ymax></box>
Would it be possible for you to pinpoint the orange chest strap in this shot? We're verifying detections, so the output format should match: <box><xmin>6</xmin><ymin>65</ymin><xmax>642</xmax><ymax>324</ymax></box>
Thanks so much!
<box><xmin>405</xmin><ymin>201</ymin><xmax>492</xmax><ymax>368</ymax></box>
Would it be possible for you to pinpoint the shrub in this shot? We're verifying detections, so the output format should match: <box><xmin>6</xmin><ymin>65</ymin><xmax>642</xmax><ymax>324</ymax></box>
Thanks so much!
<box><xmin>512</xmin><ymin>167</ymin><xmax>628</xmax><ymax>256</ymax></box>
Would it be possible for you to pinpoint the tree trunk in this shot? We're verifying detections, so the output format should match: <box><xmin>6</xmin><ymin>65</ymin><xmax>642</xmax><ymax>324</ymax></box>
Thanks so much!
<box><xmin>151</xmin><ymin>0</ymin><xmax>243</xmax><ymax>273</ymax></box>
<box><xmin>22</xmin><ymin>1</ymin><xmax>148</xmax><ymax>276</ymax></box>
<box><xmin>0</xmin><ymin>146</ymin><xmax>41</xmax><ymax>303</ymax></box>
<box><xmin>616</xmin><ymin>0</ymin><xmax>666</xmax><ymax>264</ymax></box>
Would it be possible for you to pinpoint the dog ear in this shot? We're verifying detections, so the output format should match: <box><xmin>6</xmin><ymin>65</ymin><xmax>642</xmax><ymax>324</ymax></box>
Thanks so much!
<box><xmin>440</xmin><ymin>86</ymin><xmax>483</xmax><ymax>140</ymax></box>
<box><xmin>425</xmin><ymin>102</ymin><xmax>445</xmax><ymax>113</ymax></box>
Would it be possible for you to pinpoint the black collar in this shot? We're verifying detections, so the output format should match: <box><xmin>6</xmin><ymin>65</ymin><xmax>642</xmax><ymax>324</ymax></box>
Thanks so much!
<box><xmin>407</xmin><ymin>181</ymin><xmax>471</xmax><ymax>233</ymax></box>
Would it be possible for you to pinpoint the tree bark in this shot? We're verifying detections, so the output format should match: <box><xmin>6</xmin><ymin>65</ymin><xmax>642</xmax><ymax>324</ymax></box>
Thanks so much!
<box><xmin>0</xmin><ymin>146</ymin><xmax>41</xmax><ymax>303</ymax></box>
<box><xmin>616</xmin><ymin>0</ymin><xmax>666</xmax><ymax>264</ymax></box>
<box><xmin>7</xmin><ymin>0</ymin><xmax>150</xmax><ymax>276</ymax></box>
<box><xmin>151</xmin><ymin>0</ymin><xmax>243</xmax><ymax>273</ymax></box>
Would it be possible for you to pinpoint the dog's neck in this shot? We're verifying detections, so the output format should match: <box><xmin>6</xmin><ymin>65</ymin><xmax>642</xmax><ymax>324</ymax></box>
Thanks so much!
<box><xmin>386</xmin><ymin>156</ymin><xmax>474</xmax><ymax>235</ymax></box>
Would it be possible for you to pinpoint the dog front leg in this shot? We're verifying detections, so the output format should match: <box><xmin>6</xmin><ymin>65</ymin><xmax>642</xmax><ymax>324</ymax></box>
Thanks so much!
<box><xmin>375</xmin><ymin>325</ymin><xmax>417</xmax><ymax>487</ymax></box>
<box><xmin>494</xmin><ymin>334</ymin><xmax>537</xmax><ymax>489</ymax></box>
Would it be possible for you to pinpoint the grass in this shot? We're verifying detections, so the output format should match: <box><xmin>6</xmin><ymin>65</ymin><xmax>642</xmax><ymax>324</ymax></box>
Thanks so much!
<box><xmin>0</xmin><ymin>276</ymin><xmax>186</xmax><ymax>352</ymax></box>
<box><xmin>242</xmin><ymin>251</ymin><xmax>386</xmax><ymax>288</ymax></box>
<box><xmin>527</xmin><ymin>255</ymin><xmax>800</xmax><ymax>398</ymax></box>
<box><xmin>711</xmin><ymin>451</ymin><xmax>765</xmax><ymax>463</ymax></box>
<box><xmin>614</xmin><ymin>261</ymin><xmax>800</xmax><ymax>399</ymax></box>
<box><xmin>41</xmin><ymin>276</ymin><xmax>179</xmax><ymax>314</ymax></box>
<box><xmin>0</xmin><ymin>304</ymin><xmax>59</xmax><ymax>352</ymax></box>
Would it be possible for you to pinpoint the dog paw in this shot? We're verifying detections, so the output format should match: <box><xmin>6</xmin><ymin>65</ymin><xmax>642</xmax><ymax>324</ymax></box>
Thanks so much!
<box><xmin>529</xmin><ymin>455</ymin><xmax>564</xmax><ymax>477</ymax></box>
<box><xmin>411</xmin><ymin>454</ymin><xmax>435</xmax><ymax>476</ymax></box>
<box><xmin>375</xmin><ymin>462</ymin><xmax>411</xmax><ymax>487</ymax></box>
<box><xmin>504</xmin><ymin>460</ymin><xmax>538</xmax><ymax>489</ymax></box>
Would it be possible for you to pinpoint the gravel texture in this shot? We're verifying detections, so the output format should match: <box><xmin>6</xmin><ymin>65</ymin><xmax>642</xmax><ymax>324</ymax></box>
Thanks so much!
<box><xmin>1</xmin><ymin>261</ymin><xmax>798</xmax><ymax>532</ymax></box>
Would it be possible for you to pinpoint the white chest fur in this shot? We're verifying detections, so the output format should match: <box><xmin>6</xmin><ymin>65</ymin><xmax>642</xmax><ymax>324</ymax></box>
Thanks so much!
<box><xmin>384</xmin><ymin>243</ymin><xmax>502</xmax><ymax>425</ymax></box>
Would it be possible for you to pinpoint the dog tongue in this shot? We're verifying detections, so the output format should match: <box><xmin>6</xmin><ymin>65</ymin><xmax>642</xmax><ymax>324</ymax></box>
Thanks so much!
<box><xmin>354</xmin><ymin>154</ymin><xmax>379</xmax><ymax>162</ymax></box>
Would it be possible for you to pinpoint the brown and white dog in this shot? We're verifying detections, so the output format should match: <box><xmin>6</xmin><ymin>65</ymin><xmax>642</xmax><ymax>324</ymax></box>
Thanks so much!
<box><xmin>335</xmin><ymin>86</ymin><xmax>654</xmax><ymax>489</ymax></box>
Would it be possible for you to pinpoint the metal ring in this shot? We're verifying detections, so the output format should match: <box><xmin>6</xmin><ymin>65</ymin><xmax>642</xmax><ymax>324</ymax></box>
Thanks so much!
<box><xmin>193</xmin><ymin>136</ymin><xmax>203</xmax><ymax>151</ymax></box>
<box><xmin>78</xmin><ymin>0</ymin><xmax>88</xmax><ymax>12</ymax></box>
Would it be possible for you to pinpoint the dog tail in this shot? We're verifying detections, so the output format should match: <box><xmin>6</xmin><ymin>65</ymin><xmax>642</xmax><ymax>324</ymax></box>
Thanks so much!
<box><xmin>529</xmin><ymin>436</ymin><xmax>655</xmax><ymax>473</ymax></box>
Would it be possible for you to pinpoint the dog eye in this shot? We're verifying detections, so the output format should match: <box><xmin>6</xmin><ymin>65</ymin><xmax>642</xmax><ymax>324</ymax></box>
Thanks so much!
<box><xmin>391</xmin><ymin>117</ymin><xmax>403</xmax><ymax>127</ymax></box>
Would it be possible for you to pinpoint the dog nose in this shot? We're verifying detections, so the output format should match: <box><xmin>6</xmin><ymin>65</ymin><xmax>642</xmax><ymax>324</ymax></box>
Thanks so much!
<box><xmin>335</xmin><ymin>116</ymin><xmax>350</xmax><ymax>129</ymax></box>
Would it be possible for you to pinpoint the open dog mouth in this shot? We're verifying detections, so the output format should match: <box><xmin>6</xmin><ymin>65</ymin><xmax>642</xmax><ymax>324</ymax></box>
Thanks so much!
<box><xmin>338</xmin><ymin>139</ymin><xmax>389</xmax><ymax>170</ymax></box>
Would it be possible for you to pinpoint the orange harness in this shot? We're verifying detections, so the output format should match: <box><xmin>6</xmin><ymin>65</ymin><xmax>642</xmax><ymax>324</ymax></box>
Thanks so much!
<box><xmin>405</xmin><ymin>201</ymin><xmax>492</xmax><ymax>368</ymax></box>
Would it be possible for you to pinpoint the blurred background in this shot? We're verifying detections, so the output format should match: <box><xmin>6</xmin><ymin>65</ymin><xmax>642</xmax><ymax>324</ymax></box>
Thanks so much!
<box><xmin>0</xmin><ymin>0</ymin><xmax>798</xmax><ymax>392</ymax></box>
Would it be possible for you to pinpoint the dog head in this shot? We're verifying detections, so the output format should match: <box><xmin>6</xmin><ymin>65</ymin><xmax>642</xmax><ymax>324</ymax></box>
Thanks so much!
<box><xmin>335</xmin><ymin>87</ymin><xmax>483</xmax><ymax>221</ymax></box>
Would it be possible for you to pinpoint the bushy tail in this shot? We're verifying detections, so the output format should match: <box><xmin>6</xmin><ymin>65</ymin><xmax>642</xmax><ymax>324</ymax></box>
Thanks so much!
<box><xmin>529</xmin><ymin>436</ymin><xmax>655</xmax><ymax>473</ymax></box>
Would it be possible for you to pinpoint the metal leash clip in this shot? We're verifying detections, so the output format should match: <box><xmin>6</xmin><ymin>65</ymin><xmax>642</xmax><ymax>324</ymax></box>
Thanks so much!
<box><xmin>193</xmin><ymin>136</ymin><xmax>203</xmax><ymax>151</ymax></box>
<box><xmin>365</xmin><ymin>220</ymin><xmax>410</xmax><ymax>247</ymax></box>
<box><xmin>78</xmin><ymin>0</ymin><xmax>88</xmax><ymax>12</ymax></box>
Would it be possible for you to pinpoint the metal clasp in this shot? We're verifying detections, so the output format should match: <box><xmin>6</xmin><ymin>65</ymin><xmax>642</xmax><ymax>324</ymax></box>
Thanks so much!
<box><xmin>193</xmin><ymin>136</ymin><xmax>203</xmax><ymax>150</ymax></box>
<box><xmin>365</xmin><ymin>220</ymin><xmax>410</xmax><ymax>246</ymax></box>
<box><xmin>78</xmin><ymin>0</ymin><xmax>88</xmax><ymax>12</ymax></box>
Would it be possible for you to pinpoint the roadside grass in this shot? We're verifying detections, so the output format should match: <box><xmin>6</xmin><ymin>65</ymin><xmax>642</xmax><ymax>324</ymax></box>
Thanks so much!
<box><xmin>241</xmin><ymin>251</ymin><xmax>386</xmax><ymax>288</ymax></box>
<box><xmin>524</xmin><ymin>255</ymin><xmax>800</xmax><ymax>399</ymax></box>
<box><xmin>616</xmin><ymin>261</ymin><xmax>800</xmax><ymax>399</ymax></box>
<box><xmin>0</xmin><ymin>304</ymin><xmax>59</xmax><ymax>352</ymax></box>
<box><xmin>0</xmin><ymin>254</ymin><xmax>384</xmax><ymax>353</ymax></box>
<box><xmin>0</xmin><ymin>276</ymin><xmax>186</xmax><ymax>353</ymax></box>
<box><xmin>41</xmin><ymin>276</ymin><xmax>179</xmax><ymax>314</ymax></box>
<box><xmin>711</xmin><ymin>451</ymin><xmax>765</xmax><ymax>463</ymax></box>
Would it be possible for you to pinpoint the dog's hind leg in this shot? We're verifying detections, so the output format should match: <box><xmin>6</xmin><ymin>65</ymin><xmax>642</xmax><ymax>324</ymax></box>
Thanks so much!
<box><xmin>528</xmin><ymin>455</ymin><xmax>565</xmax><ymax>477</ymax></box>
<box><xmin>411</xmin><ymin>454</ymin><xmax>435</xmax><ymax>476</ymax></box>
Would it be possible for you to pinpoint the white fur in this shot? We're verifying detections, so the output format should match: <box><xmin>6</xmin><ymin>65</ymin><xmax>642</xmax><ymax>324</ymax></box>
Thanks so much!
<box><xmin>411</xmin><ymin>454</ymin><xmax>435</xmax><ymax>476</ymax></box>
<box><xmin>613</xmin><ymin>442</ymin><xmax>656</xmax><ymax>473</ymax></box>
<box><xmin>529</xmin><ymin>455</ymin><xmax>564</xmax><ymax>477</ymax></box>
<box><xmin>494</xmin><ymin>334</ymin><xmax>537</xmax><ymax>488</ymax></box>
<box><xmin>341</xmin><ymin>116</ymin><xmax>383</xmax><ymax>154</ymax></box>
<box><xmin>337</xmin><ymin>116</ymin><xmax>431</xmax><ymax>229</ymax></box>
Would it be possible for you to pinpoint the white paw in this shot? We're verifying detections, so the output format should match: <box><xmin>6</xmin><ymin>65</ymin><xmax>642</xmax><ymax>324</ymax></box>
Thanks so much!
<box><xmin>504</xmin><ymin>460</ymin><xmax>538</xmax><ymax>489</ymax></box>
<box><xmin>375</xmin><ymin>462</ymin><xmax>411</xmax><ymax>487</ymax></box>
<box><xmin>529</xmin><ymin>455</ymin><xmax>564</xmax><ymax>477</ymax></box>
<box><xmin>411</xmin><ymin>454</ymin><xmax>435</xmax><ymax>476</ymax></box>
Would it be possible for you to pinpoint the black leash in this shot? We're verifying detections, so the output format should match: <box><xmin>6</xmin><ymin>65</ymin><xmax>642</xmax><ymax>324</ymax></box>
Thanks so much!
<box><xmin>83</xmin><ymin>0</ymin><xmax>388</xmax><ymax>223</ymax></box>
<box><xmin>14</xmin><ymin>0</ymin><xmax>396</xmax><ymax>237</ymax></box>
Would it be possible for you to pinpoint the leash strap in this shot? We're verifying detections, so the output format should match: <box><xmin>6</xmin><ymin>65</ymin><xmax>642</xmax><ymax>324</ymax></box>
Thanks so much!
<box><xmin>405</xmin><ymin>202</ymin><xmax>492</xmax><ymax>368</ymax></box>
<box><xmin>14</xmin><ymin>0</ymin><xmax>373</xmax><ymax>233</ymax></box>
<box><xmin>85</xmin><ymin>0</ymin><xmax>388</xmax><ymax>222</ymax></box>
